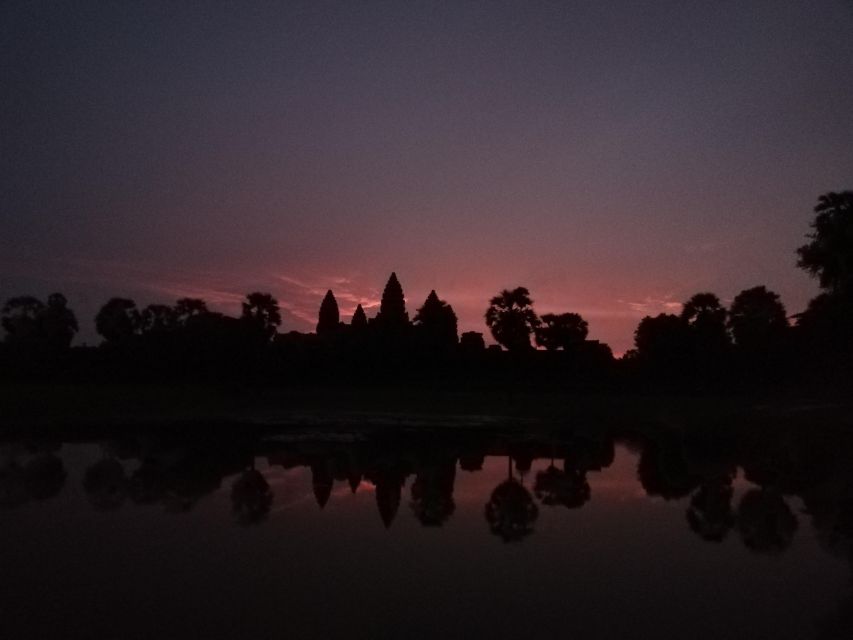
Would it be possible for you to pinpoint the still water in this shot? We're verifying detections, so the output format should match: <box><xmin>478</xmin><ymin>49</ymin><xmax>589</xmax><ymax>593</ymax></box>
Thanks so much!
<box><xmin>1</xmin><ymin>420</ymin><xmax>851</xmax><ymax>639</ymax></box>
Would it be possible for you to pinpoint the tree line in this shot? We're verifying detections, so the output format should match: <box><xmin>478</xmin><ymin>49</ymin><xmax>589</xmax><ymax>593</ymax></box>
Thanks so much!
<box><xmin>1</xmin><ymin>190</ymin><xmax>851</xmax><ymax>390</ymax></box>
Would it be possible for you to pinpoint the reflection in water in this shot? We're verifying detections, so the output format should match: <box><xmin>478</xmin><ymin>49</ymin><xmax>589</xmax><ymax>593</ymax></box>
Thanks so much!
<box><xmin>2</xmin><ymin>422</ymin><xmax>853</xmax><ymax>550</ymax></box>
<box><xmin>231</xmin><ymin>468</ymin><xmax>272</xmax><ymax>524</ymax></box>
<box><xmin>686</xmin><ymin>478</ymin><xmax>735</xmax><ymax>542</ymax></box>
<box><xmin>2</xmin><ymin>416</ymin><xmax>853</xmax><ymax>638</ymax></box>
<box><xmin>485</xmin><ymin>457</ymin><xmax>538</xmax><ymax>542</ymax></box>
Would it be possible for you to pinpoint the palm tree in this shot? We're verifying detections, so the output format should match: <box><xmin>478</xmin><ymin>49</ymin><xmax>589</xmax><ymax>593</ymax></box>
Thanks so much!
<box><xmin>484</xmin><ymin>287</ymin><xmax>539</xmax><ymax>351</ymax></box>
<box><xmin>681</xmin><ymin>292</ymin><xmax>727</xmax><ymax>331</ymax></box>
<box><xmin>241</xmin><ymin>292</ymin><xmax>282</xmax><ymax>340</ymax></box>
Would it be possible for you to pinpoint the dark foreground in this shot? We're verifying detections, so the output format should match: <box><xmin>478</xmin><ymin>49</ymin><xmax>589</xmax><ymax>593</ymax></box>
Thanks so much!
<box><xmin>1</xmin><ymin>403</ymin><xmax>852</xmax><ymax>639</ymax></box>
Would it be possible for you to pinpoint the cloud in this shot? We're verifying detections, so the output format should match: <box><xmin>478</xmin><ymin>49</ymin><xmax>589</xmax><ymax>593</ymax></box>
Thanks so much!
<box><xmin>274</xmin><ymin>272</ymin><xmax>382</xmax><ymax>320</ymax></box>
<box><xmin>618</xmin><ymin>295</ymin><xmax>683</xmax><ymax>317</ymax></box>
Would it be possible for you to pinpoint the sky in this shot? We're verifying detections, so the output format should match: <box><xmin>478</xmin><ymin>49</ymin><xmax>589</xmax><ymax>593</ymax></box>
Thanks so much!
<box><xmin>2</xmin><ymin>0</ymin><xmax>853</xmax><ymax>353</ymax></box>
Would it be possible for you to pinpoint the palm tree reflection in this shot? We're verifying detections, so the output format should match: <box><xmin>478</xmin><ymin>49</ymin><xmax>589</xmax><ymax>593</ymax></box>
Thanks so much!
<box><xmin>231</xmin><ymin>465</ymin><xmax>273</xmax><ymax>525</ymax></box>
<box><xmin>485</xmin><ymin>456</ymin><xmax>538</xmax><ymax>542</ymax></box>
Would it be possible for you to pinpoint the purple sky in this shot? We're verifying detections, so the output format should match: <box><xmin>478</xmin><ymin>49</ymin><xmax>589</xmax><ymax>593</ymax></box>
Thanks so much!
<box><xmin>2</xmin><ymin>1</ymin><xmax>852</xmax><ymax>353</ymax></box>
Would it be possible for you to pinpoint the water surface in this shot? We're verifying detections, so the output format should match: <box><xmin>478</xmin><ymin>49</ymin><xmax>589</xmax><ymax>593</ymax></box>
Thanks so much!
<box><xmin>1</xmin><ymin>420</ymin><xmax>851</xmax><ymax>639</ymax></box>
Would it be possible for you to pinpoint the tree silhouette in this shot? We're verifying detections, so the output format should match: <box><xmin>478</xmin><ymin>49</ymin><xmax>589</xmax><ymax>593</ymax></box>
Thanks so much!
<box><xmin>485</xmin><ymin>287</ymin><xmax>539</xmax><ymax>351</ymax></box>
<box><xmin>40</xmin><ymin>293</ymin><xmax>79</xmax><ymax>350</ymax></box>
<box><xmin>174</xmin><ymin>298</ymin><xmax>209</xmax><ymax>325</ymax></box>
<box><xmin>797</xmin><ymin>191</ymin><xmax>853</xmax><ymax>296</ymax></box>
<box><xmin>535</xmin><ymin>312</ymin><xmax>588</xmax><ymax>351</ymax></box>
<box><xmin>728</xmin><ymin>286</ymin><xmax>788</xmax><ymax>351</ymax></box>
<box><xmin>317</xmin><ymin>290</ymin><xmax>341</xmax><ymax>337</ymax></box>
<box><xmin>633</xmin><ymin>313</ymin><xmax>691</xmax><ymax>372</ymax></box>
<box><xmin>2</xmin><ymin>294</ymin><xmax>79</xmax><ymax>351</ymax></box>
<box><xmin>351</xmin><ymin>304</ymin><xmax>368</xmax><ymax>330</ymax></box>
<box><xmin>140</xmin><ymin>304</ymin><xmax>178</xmax><ymax>334</ymax></box>
<box><xmin>241</xmin><ymin>292</ymin><xmax>281</xmax><ymax>340</ymax></box>
<box><xmin>1</xmin><ymin>296</ymin><xmax>45</xmax><ymax>347</ymax></box>
<box><xmin>681</xmin><ymin>292</ymin><xmax>731</xmax><ymax>376</ymax></box>
<box><xmin>413</xmin><ymin>290</ymin><xmax>458</xmax><ymax>350</ymax></box>
<box><xmin>374</xmin><ymin>272</ymin><xmax>409</xmax><ymax>329</ymax></box>
<box><xmin>95</xmin><ymin>298</ymin><xmax>141</xmax><ymax>345</ymax></box>
<box><xmin>686</xmin><ymin>479</ymin><xmax>735</xmax><ymax>542</ymax></box>
<box><xmin>681</xmin><ymin>292</ymin><xmax>727</xmax><ymax>336</ymax></box>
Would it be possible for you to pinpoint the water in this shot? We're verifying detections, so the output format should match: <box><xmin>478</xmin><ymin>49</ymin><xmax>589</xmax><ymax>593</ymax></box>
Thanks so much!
<box><xmin>1</xmin><ymin>420</ymin><xmax>851</xmax><ymax>639</ymax></box>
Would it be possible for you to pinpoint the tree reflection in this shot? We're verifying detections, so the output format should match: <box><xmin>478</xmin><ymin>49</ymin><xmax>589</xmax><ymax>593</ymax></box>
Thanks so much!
<box><xmin>686</xmin><ymin>478</ymin><xmax>735</xmax><ymax>542</ymax></box>
<box><xmin>0</xmin><ymin>461</ymin><xmax>29</xmax><ymax>508</ymax></box>
<box><xmin>23</xmin><ymin>453</ymin><xmax>67</xmax><ymax>501</ymax></box>
<box><xmin>83</xmin><ymin>458</ymin><xmax>128</xmax><ymax>511</ymax></box>
<box><xmin>534</xmin><ymin>462</ymin><xmax>590</xmax><ymax>510</ymax></box>
<box><xmin>231</xmin><ymin>467</ymin><xmax>273</xmax><ymax>524</ymax></box>
<box><xmin>410</xmin><ymin>462</ymin><xmax>456</xmax><ymax>526</ymax></box>
<box><xmin>737</xmin><ymin>488</ymin><xmax>798</xmax><ymax>554</ymax></box>
<box><xmin>485</xmin><ymin>457</ymin><xmax>538</xmax><ymax>542</ymax></box>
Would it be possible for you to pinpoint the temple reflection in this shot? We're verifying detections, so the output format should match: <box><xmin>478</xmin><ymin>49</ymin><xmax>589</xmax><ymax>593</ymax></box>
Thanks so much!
<box><xmin>1</xmin><ymin>419</ymin><xmax>851</xmax><ymax>564</ymax></box>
